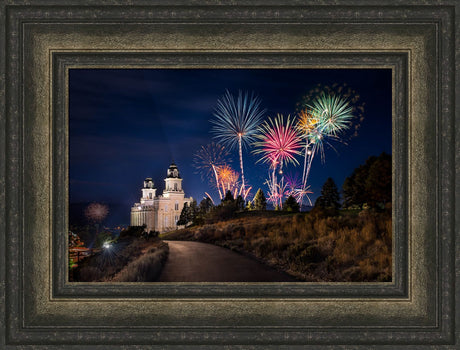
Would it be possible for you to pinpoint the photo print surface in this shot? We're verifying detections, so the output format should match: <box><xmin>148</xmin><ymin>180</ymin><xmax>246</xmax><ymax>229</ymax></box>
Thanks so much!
<box><xmin>68</xmin><ymin>68</ymin><xmax>392</xmax><ymax>283</ymax></box>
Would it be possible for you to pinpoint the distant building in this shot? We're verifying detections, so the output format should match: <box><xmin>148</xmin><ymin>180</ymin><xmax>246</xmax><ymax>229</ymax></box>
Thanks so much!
<box><xmin>130</xmin><ymin>163</ymin><xmax>193</xmax><ymax>233</ymax></box>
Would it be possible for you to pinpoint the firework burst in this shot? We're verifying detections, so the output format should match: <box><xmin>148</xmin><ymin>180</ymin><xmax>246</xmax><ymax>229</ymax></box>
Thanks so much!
<box><xmin>253</xmin><ymin>114</ymin><xmax>302</xmax><ymax>171</ymax></box>
<box><xmin>296</xmin><ymin>87</ymin><xmax>360</xmax><ymax>201</ymax></box>
<box><xmin>253</xmin><ymin>114</ymin><xmax>303</xmax><ymax>208</ymax></box>
<box><xmin>84</xmin><ymin>203</ymin><xmax>109</xmax><ymax>223</ymax></box>
<box><xmin>307</xmin><ymin>92</ymin><xmax>353</xmax><ymax>137</ymax></box>
<box><xmin>283</xmin><ymin>172</ymin><xmax>312</xmax><ymax>207</ymax></box>
<box><xmin>211</xmin><ymin>90</ymin><xmax>266</xmax><ymax>195</ymax></box>
<box><xmin>193</xmin><ymin>142</ymin><xmax>231</xmax><ymax>199</ymax></box>
<box><xmin>296</xmin><ymin>82</ymin><xmax>365</xmax><ymax>141</ymax></box>
<box><xmin>193</xmin><ymin>142</ymin><xmax>230</xmax><ymax>180</ymax></box>
<box><xmin>216</xmin><ymin>165</ymin><xmax>241</xmax><ymax>199</ymax></box>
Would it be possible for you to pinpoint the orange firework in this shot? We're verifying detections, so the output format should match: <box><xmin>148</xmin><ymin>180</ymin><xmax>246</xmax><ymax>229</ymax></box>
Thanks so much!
<box><xmin>297</xmin><ymin>108</ymin><xmax>320</xmax><ymax>135</ymax></box>
<box><xmin>216</xmin><ymin>165</ymin><xmax>241</xmax><ymax>198</ymax></box>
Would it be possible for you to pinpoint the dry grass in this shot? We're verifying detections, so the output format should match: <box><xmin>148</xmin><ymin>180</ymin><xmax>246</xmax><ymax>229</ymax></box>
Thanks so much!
<box><xmin>73</xmin><ymin>237</ymin><xmax>168</xmax><ymax>282</ymax></box>
<box><xmin>164</xmin><ymin>209</ymin><xmax>392</xmax><ymax>282</ymax></box>
<box><xmin>109</xmin><ymin>242</ymin><xmax>169</xmax><ymax>282</ymax></box>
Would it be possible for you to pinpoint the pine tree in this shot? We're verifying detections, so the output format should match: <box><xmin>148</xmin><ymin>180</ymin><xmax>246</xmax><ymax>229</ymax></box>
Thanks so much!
<box><xmin>235</xmin><ymin>195</ymin><xmax>245</xmax><ymax>212</ymax></box>
<box><xmin>316</xmin><ymin>177</ymin><xmax>340</xmax><ymax>209</ymax></box>
<box><xmin>189</xmin><ymin>200</ymin><xmax>198</xmax><ymax>224</ymax></box>
<box><xmin>252</xmin><ymin>188</ymin><xmax>267</xmax><ymax>210</ymax></box>
<box><xmin>199</xmin><ymin>197</ymin><xmax>213</xmax><ymax>213</ymax></box>
<box><xmin>246</xmin><ymin>201</ymin><xmax>254</xmax><ymax>211</ymax></box>
<box><xmin>283</xmin><ymin>195</ymin><xmax>300</xmax><ymax>212</ymax></box>
<box><xmin>364</xmin><ymin>153</ymin><xmax>391</xmax><ymax>207</ymax></box>
<box><xmin>223</xmin><ymin>190</ymin><xmax>234</xmax><ymax>203</ymax></box>
<box><xmin>177</xmin><ymin>202</ymin><xmax>190</xmax><ymax>226</ymax></box>
<box><xmin>342</xmin><ymin>153</ymin><xmax>391</xmax><ymax>209</ymax></box>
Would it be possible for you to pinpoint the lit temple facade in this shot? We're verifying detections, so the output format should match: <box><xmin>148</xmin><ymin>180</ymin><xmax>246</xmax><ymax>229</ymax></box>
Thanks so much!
<box><xmin>130</xmin><ymin>163</ymin><xmax>193</xmax><ymax>233</ymax></box>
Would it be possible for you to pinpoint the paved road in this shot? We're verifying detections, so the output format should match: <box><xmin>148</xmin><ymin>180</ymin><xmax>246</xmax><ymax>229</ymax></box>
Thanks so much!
<box><xmin>156</xmin><ymin>240</ymin><xmax>297</xmax><ymax>282</ymax></box>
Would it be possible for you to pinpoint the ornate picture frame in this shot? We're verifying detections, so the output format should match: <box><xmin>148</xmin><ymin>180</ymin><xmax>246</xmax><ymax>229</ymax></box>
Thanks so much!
<box><xmin>1</xmin><ymin>1</ymin><xmax>458</xmax><ymax>348</ymax></box>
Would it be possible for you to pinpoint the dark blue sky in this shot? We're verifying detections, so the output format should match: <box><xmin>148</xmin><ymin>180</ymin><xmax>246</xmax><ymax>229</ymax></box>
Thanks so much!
<box><xmin>69</xmin><ymin>69</ymin><xmax>391</xmax><ymax>225</ymax></box>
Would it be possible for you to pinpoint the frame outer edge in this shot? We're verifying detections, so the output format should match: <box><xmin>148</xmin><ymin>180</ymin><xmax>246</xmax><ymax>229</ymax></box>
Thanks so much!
<box><xmin>22</xmin><ymin>3</ymin><xmax>442</xmax><ymax>336</ymax></box>
<box><xmin>1</xmin><ymin>1</ymin><xmax>459</xmax><ymax>348</ymax></box>
<box><xmin>455</xmin><ymin>3</ymin><xmax>460</xmax><ymax>348</ymax></box>
<box><xmin>433</xmin><ymin>5</ymin><xmax>456</xmax><ymax>344</ymax></box>
<box><xmin>5</xmin><ymin>1</ymin><xmax>25</xmax><ymax>347</ymax></box>
<box><xmin>0</xmin><ymin>0</ymin><xmax>6</xmax><ymax>349</ymax></box>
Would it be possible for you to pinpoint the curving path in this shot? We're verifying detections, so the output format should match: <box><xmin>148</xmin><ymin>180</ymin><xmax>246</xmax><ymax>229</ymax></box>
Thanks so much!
<box><xmin>155</xmin><ymin>240</ymin><xmax>297</xmax><ymax>282</ymax></box>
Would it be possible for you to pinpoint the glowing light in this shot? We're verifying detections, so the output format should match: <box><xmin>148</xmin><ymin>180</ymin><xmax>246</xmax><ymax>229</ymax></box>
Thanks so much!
<box><xmin>102</xmin><ymin>242</ymin><xmax>111</xmax><ymax>250</ymax></box>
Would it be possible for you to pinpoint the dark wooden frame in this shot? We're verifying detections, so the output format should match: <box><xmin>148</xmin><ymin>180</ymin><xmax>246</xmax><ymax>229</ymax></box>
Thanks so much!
<box><xmin>1</xmin><ymin>1</ymin><xmax>458</xmax><ymax>348</ymax></box>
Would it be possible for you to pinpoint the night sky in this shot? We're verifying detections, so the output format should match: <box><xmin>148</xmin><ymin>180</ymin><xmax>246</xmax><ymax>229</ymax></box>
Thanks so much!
<box><xmin>69</xmin><ymin>69</ymin><xmax>392</xmax><ymax>226</ymax></box>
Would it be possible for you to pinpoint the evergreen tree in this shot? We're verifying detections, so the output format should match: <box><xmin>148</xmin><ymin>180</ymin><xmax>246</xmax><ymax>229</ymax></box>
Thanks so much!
<box><xmin>235</xmin><ymin>195</ymin><xmax>245</xmax><ymax>212</ymax></box>
<box><xmin>189</xmin><ymin>200</ymin><xmax>198</xmax><ymax>224</ymax></box>
<box><xmin>252</xmin><ymin>188</ymin><xmax>267</xmax><ymax>210</ymax></box>
<box><xmin>199</xmin><ymin>197</ymin><xmax>213</xmax><ymax>213</ymax></box>
<box><xmin>283</xmin><ymin>195</ymin><xmax>300</xmax><ymax>212</ymax></box>
<box><xmin>177</xmin><ymin>202</ymin><xmax>190</xmax><ymax>226</ymax></box>
<box><xmin>315</xmin><ymin>177</ymin><xmax>340</xmax><ymax>209</ymax></box>
<box><xmin>365</xmin><ymin>153</ymin><xmax>391</xmax><ymax>207</ymax></box>
<box><xmin>342</xmin><ymin>152</ymin><xmax>391</xmax><ymax>209</ymax></box>
<box><xmin>246</xmin><ymin>201</ymin><xmax>254</xmax><ymax>211</ymax></box>
<box><xmin>223</xmin><ymin>190</ymin><xmax>234</xmax><ymax>203</ymax></box>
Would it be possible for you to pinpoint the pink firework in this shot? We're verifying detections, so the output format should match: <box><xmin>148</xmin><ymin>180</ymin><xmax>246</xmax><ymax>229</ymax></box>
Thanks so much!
<box><xmin>253</xmin><ymin>114</ymin><xmax>302</xmax><ymax>171</ymax></box>
<box><xmin>84</xmin><ymin>203</ymin><xmax>109</xmax><ymax>223</ymax></box>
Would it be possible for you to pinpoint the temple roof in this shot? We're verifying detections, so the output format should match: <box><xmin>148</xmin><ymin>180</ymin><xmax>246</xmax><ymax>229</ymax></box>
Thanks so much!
<box><xmin>167</xmin><ymin>162</ymin><xmax>181</xmax><ymax>178</ymax></box>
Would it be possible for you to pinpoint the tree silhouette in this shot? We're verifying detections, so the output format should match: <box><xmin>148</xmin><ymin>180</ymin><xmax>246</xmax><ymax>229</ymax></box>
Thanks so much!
<box><xmin>177</xmin><ymin>203</ymin><xmax>191</xmax><ymax>226</ymax></box>
<box><xmin>342</xmin><ymin>152</ymin><xmax>391</xmax><ymax>208</ymax></box>
<box><xmin>365</xmin><ymin>153</ymin><xmax>392</xmax><ymax>207</ymax></box>
<box><xmin>252</xmin><ymin>188</ymin><xmax>267</xmax><ymax>210</ymax></box>
<box><xmin>235</xmin><ymin>195</ymin><xmax>245</xmax><ymax>212</ymax></box>
<box><xmin>315</xmin><ymin>177</ymin><xmax>340</xmax><ymax>209</ymax></box>
<box><xmin>223</xmin><ymin>190</ymin><xmax>235</xmax><ymax>203</ymax></box>
<box><xmin>199</xmin><ymin>197</ymin><xmax>214</xmax><ymax>213</ymax></box>
<box><xmin>283</xmin><ymin>195</ymin><xmax>300</xmax><ymax>212</ymax></box>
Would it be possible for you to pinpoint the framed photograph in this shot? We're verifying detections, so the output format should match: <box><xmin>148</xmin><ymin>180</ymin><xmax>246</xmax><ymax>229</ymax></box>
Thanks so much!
<box><xmin>68</xmin><ymin>68</ymin><xmax>392</xmax><ymax>284</ymax></box>
<box><xmin>1</xmin><ymin>1</ymin><xmax>458</xmax><ymax>348</ymax></box>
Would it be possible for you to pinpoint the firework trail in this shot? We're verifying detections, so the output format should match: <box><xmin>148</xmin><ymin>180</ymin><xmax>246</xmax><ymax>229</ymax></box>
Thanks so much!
<box><xmin>193</xmin><ymin>142</ymin><xmax>231</xmax><ymax>199</ymax></box>
<box><xmin>253</xmin><ymin>114</ymin><xmax>302</xmax><ymax>208</ymax></box>
<box><xmin>211</xmin><ymin>90</ymin><xmax>266</xmax><ymax>198</ymax></box>
<box><xmin>284</xmin><ymin>172</ymin><xmax>313</xmax><ymax>207</ymax></box>
<box><xmin>204</xmin><ymin>192</ymin><xmax>215</xmax><ymax>205</ymax></box>
<box><xmin>265</xmin><ymin>171</ymin><xmax>287</xmax><ymax>209</ymax></box>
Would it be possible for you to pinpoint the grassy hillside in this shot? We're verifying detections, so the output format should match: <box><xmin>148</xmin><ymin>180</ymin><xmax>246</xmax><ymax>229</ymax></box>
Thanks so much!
<box><xmin>164</xmin><ymin>209</ymin><xmax>392</xmax><ymax>282</ymax></box>
<box><xmin>71</xmin><ymin>237</ymin><xmax>169</xmax><ymax>282</ymax></box>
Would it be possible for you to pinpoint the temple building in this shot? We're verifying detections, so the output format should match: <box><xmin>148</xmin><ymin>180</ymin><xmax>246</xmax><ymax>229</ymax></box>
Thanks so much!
<box><xmin>130</xmin><ymin>163</ymin><xmax>193</xmax><ymax>233</ymax></box>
